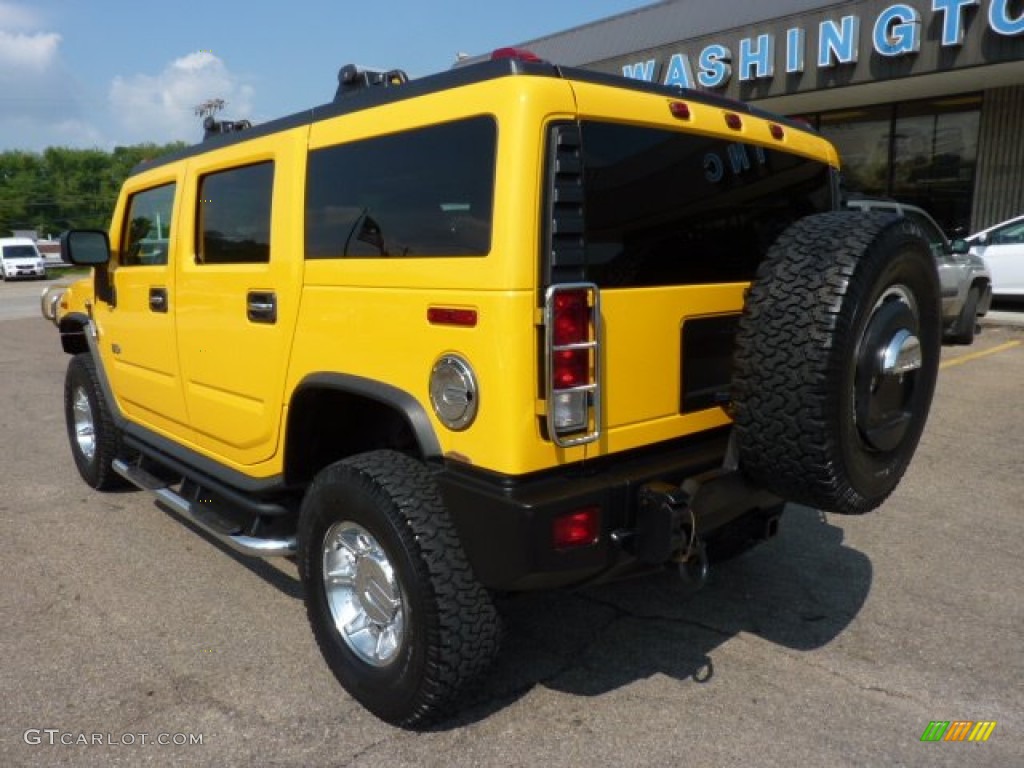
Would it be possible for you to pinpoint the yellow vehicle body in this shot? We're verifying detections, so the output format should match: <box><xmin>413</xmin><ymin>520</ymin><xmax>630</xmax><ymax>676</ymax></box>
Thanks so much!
<box><xmin>57</xmin><ymin>66</ymin><xmax>838</xmax><ymax>482</ymax></box>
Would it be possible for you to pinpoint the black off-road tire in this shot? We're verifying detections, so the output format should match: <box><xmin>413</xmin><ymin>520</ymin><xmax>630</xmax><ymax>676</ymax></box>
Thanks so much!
<box><xmin>298</xmin><ymin>450</ymin><xmax>501</xmax><ymax>728</ymax></box>
<box><xmin>945</xmin><ymin>286</ymin><xmax>981</xmax><ymax>345</ymax></box>
<box><xmin>732</xmin><ymin>211</ymin><xmax>941</xmax><ymax>515</ymax></box>
<box><xmin>64</xmin><ymin>353</ymin><xmax>127</xmax><ymax>490</ymax></box>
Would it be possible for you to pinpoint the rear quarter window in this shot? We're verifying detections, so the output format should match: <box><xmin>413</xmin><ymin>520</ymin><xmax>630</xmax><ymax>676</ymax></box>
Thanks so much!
<box><xmin>305</xmin><ymin>116</ymin><xmax>496</xmax><ymax>258</ymax></box>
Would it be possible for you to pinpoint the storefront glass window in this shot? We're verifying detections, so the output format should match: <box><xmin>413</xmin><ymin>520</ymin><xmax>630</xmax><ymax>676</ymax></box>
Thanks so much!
<box><xmin>818</xmin><ymin>105</ymin><xmax>893</xmax><ymax>197</ymax></box>
<box><xmin>814</xmin><ymin>95</ymin><xmax>981</xmax><ymax>234</ymax></box>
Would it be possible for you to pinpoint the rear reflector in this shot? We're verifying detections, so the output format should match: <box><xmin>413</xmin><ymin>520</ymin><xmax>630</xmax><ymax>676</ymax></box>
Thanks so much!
<box><xmin>427</xmin><ymin>307</ymin><xmax>478</xmax><ymax>327</ymax></box>
<box><xmin>552</xmin><ymin>506</ymin><xmax>600</xmax><ymax>549</ymax></box>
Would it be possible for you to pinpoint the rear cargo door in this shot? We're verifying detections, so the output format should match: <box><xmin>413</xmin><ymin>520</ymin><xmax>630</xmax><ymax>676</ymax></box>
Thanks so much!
<box><xmin>551</xmin><ymin>83</ymin><xmax>837</xmax><ymax>456</ymax></box>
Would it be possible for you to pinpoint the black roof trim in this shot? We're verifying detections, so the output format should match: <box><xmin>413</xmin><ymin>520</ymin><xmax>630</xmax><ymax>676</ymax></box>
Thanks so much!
<box><xmin>130</xmin><ymin>57</ymin><xmax>817</xmax><ymax>175</ymax></box>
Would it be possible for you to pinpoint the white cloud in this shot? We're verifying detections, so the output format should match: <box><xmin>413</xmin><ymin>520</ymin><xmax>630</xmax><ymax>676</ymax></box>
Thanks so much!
<box><xmin>0</xmin><ymin>29</ymin><xmax>61</xmax><ymax>70</ymax></box>
<box><xmin>109</xmin><ymin>52</ymin><xmax>254</xmax><ymax>145</ymax></box>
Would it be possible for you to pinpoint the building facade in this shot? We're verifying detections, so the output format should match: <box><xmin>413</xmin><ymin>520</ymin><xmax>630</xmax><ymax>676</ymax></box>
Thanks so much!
<box><xmin>516</xmin><ymin>0</ymin><xmax>1024</xmax><ymax>234</ymax></box>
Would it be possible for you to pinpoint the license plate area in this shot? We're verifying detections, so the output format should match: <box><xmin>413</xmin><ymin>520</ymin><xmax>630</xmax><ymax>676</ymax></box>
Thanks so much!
<box><xmin>680</xmin><ymin>314</ymin><xmax>739</xmax><ymax>413</ymax></box>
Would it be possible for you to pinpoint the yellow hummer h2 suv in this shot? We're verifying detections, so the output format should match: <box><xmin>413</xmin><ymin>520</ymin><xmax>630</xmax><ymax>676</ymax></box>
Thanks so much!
<box><xmin>44</xmin><ymin>51</ymin><xmax>941</xmax><ymax>727</ymax></box>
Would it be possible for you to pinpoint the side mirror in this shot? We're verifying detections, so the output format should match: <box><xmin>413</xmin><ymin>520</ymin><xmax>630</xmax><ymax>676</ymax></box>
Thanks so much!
<box><xmin>60</xmin><ymin>230</ymin><xmax>111</xmax><ymax>265</ymax></box>
<box><xmin>976</xmin><ymin>232</ymin><xmax>989</xmax><ymax>245</ymax></box>
<box><xmin>951</xmin><ymin>238</ymin><xmax>970</xmax><ymax>255</ymax></box>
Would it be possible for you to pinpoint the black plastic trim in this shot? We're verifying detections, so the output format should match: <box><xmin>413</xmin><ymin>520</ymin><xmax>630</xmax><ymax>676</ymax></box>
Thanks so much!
<box><xmin>291</xmin><ymin>372</ymin><xmax>442</xmax><ymax>460</ymax></box>
<box><xmin>437</xmin><ymin>427</ymin><xmax>745</xmax><ymax>590</ymax></box>
<box><xmin>121</xmin><ymin>423</ymin><xmax>286</xmax><ymax>497</ymax></box>
<box><xmin>121</xmin><ymin>432</ymin><xmax>290</xmax><ymax>517</ymax></box>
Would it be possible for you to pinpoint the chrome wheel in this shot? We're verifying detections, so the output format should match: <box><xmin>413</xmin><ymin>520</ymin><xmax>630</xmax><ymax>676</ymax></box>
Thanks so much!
<box><xmin>322</xmin><ymin>521</ymin><xmax>406</xmax><ymax>667</ymax></box>
<box><xmin>854</xmin><ymin>285</ymin><xmax>922</xmax><ymax>452</ymax></box>
<box><xmin>72</xmin><ymin>386</ymin><xmax>97</xmax><ymax>463</ymax></box>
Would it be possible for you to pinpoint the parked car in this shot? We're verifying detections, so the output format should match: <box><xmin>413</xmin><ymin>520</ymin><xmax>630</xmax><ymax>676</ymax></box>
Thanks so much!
<box><xmin>966</xmin><ymin>214</ymin><xmax>1024</xmax><ymax>299</ymax></box>
<box><xmin>0</xmin><ymin>237</ymin><xmax>47</xmax><ymax>280</ymax></box>
<box><xmin>844</xmin><ymin>198</ymin><xmax>991</xmax><ymax>344</ymax></box>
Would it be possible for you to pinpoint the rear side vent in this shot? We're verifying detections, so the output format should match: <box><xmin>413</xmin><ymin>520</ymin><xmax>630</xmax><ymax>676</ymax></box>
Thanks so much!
<box><xmin>546</xmin><ymin>124</ymin><xmax>585</xmax><ymax>283</ymax></box>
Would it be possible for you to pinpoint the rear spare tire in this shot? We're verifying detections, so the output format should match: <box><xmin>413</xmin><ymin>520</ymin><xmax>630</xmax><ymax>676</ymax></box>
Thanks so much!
<box><xmin>732</xmin><ymin>211</ymin><xmax>941</xmax><ymax>515</ymax></box>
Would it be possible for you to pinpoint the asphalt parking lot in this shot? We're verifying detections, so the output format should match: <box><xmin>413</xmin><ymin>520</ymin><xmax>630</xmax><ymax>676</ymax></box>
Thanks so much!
<box><xmin>1</xmin><ymin>281</ymin><xmax>1022</xmax><ymax>767</ymax></box>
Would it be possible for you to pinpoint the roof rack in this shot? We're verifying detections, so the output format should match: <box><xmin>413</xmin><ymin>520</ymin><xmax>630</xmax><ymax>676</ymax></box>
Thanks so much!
<box><xmin>203</xmin><ymin>116</ymin><xmax>253</xmax><ymax>141</ymax></box>
<box><xmin>334</xmin><ymin>64</ymin><xmax>408</xmax><ymax>101</ymax></box>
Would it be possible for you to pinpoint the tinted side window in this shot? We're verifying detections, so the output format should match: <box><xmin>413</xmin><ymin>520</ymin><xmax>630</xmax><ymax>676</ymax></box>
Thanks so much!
<box><xmin>121</xmin><ymin>183</ymin><xmax>175</xmax><ymax>266</ymax></box>
<box><xmin>306</xmin><ymin>116</ymin><xmax>496</xmax><ymax>258</ymax></box>
<box><xmin>197</xmin><ymin>162</ymin><xmax>273</xmax><ymax>264</ymax></box>
<box><xmin>566</xmin><ymin>121</ymin><xmax>833</xmax><ymax>288</ymax></box>
<box><xmin>994</xmin><ymin>222</ymin><xmax>1024</xmax><ymax>245</ymax></box>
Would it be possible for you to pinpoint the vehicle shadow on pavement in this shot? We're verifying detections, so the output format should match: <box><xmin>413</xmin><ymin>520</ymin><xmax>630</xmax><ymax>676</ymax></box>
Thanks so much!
<box><xmin>451</xmin><ymin>504</ymin><xmax>871</xmax><ymax>726</ymax></box>
<box><xmin>153</xmin><ymin>500</ymin><xmax>305</xmax><ymax>600</ymax></box>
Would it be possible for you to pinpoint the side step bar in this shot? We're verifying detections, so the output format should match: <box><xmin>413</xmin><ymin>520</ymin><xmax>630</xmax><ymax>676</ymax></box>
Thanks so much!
<box><xmin>112</xmin><ymin>459</ymin><xmax>296</xmax><ymax>557</ymax></box>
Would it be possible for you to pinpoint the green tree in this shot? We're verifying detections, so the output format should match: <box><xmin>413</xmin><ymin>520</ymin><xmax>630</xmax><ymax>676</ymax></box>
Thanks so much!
<box><xmin>0</xmin><ymin>142</ymin><xmax>186</xmax><ymax>237</ymax></box>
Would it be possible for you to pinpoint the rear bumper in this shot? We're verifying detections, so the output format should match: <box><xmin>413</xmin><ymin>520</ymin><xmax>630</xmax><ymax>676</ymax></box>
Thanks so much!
<box><xmin>437</xmin><ymin>427</ymin><xmax>781</xmax><ymax>590</ymax></box>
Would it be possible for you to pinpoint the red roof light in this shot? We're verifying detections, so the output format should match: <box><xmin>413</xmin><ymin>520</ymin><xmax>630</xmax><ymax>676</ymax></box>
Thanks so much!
<box><xmin>491</xmin><ymin>47</ymin><xmax>542</xmax><ymax>62</ymax></box>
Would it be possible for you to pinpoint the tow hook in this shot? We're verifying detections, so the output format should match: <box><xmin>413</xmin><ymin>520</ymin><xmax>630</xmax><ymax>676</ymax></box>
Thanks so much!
<box><xmin>677</xmin><ymin>536</ymin><xmax>709</xmax><ymax>587</ymax></box>
<box><xmin>634</xmin><ymin>482</ymin><xmax>710</xmax><ymax>589</ymax></box>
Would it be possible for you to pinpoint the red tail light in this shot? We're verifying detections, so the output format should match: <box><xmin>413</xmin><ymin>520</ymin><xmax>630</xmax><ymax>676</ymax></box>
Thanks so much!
<box><xmin>552</xmin><ymin>290</ymin><xmax>588</xmax><ymax>345</ymax></box>
<box><xmin>552</xmin><ymin>506</ymin><xmax>601</xmax><ymax>549</ymax></box>
<box><xmin>545</xmin><ymin>284</ymin><xmax>601</xmax><ymax>447</ymax></box>
<box><xmin>553</xmin><ymin>349</ymin><xmax>588</xmax><ymax>388</ymax></box>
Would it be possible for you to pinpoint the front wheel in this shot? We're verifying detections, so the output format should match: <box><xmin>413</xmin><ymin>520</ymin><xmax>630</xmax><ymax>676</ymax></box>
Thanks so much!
<box><xmin>64</xmin><ymin>353</ymin><xmax>126</xmax><ymax>490</ymax></box>
<box><xmin>298</xmin><ymin>450</ymin><xmax>501</xmax><ymax>728</ymax></box>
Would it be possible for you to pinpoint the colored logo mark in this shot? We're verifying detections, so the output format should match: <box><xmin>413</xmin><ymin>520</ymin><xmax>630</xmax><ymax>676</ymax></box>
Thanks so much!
<box><xmin>920</xmin><ymin>721</ymin><xmax>997</xmax><ymax>742</ymax></box>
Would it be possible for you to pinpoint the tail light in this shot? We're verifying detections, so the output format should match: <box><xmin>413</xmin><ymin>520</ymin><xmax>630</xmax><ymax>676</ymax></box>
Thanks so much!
<box><xmin>544</xmin><ymin>283</ymin><xmax>601</xmax><ymax>447</ymax></box>
<box><xmin>552</xmin><ymin>506</ymin><xmax>601</xmax><ymax>549</ymax></box>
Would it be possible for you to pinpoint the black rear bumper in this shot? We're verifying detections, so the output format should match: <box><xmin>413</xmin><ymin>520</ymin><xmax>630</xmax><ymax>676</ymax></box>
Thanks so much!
<box><xmin>436</xmin><ymin>427</ymin><xmax>782</xmax><ymax>591</ymax></box>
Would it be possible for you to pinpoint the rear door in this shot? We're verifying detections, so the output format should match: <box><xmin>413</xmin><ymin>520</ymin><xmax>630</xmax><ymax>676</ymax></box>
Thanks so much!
<box><xmin>554</xmin><ymin>82</ymin><xmax>838</xmax><ymax>456</ymax></box>
<box><xmin>175</xmin><ymin>129</ymin><xmax>306</xmax><ymax>469</ymax></box>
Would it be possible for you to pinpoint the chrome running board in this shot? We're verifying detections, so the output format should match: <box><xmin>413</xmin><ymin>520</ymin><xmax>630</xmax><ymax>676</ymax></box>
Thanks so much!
<box><xmin>112</xmin><ymin>459</ymin><xmax>296</xmax><ymax>557</ymax></box>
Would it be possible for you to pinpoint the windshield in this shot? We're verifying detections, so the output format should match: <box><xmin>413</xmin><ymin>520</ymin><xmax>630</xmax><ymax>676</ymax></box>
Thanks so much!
<box><xmin>2</xmin><ymin>245</ymin><xmax>39</xmax><ymax>259</ymax></box>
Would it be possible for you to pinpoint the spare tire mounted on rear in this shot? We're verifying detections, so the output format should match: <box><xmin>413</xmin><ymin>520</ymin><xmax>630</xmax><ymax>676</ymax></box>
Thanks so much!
<box><xmin>732</xmin><ymin>211</ymin><xmax>941</xmax><ymax>515</ymax></box>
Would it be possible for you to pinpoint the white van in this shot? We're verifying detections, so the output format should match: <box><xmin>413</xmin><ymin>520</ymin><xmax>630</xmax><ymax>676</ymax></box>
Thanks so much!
<box><xmin>0</xmin><ymin>237</ymin><xmax>47</xmax><ymax>280</ymax></box>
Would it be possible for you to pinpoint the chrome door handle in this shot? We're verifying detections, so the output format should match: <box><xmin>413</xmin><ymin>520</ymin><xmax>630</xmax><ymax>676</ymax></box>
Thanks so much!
<box><xmin>247</xmin><ymin>291</ymin><xmax>277</xmax><ymax>323</ymax></box>
<box><xmin>149</xmin><ymin>287</ymin><xmax>168</xmax><ymax>313</ymax></box>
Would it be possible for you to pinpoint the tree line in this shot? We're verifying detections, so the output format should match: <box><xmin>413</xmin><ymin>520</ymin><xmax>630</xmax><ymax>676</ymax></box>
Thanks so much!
<box><xmin>0</xmin><ymin>143</ymin><xmax>186</xmax><ymax>238</ymax></box>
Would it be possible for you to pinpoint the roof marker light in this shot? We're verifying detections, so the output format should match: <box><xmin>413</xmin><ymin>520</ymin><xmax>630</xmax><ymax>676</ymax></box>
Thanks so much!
<box><xmin>669</xmin><ymin>101</ymin><xmax>691</xmax><ymax>120</ymax></box>
<box><xmin>770</xmin><ymin>123</ymin><xmax>785</xmax><ymax>140</ymax></box>
<box><xmin>725</xmin><ymin>113</ymin><xmax>743</xmax><ymax>130</ymax></box>
<box><xmin>491</xmin><ymin>47</ymin><xmax>542</xmax><ymax>62</ymax></box>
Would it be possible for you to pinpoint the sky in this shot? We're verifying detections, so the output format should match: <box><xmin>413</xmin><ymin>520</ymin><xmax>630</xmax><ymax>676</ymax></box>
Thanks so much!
<box><xmin>0</xmin><ymin>0</ymin><xmax>659</xmax><ymax>153</ymax></box>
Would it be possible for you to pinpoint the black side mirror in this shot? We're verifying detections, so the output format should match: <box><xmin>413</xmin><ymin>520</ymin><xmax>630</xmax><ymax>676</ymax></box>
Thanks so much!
<box><xmin>60</xmin><ymin>229</ymin><xmax>115</xmax><ymax>306</ymax></box>
<box><xmin>61</xmin><ymin>230</ymin><xmax>111</xmax><ymax>265</ymax></box>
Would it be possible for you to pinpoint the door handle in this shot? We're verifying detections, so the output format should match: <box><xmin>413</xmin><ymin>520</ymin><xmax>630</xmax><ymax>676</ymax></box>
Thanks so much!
<box><xmin>149</xmin><ymin>287</ymin><xmax>168</xmax><ymax>313</ymax></box>
<box><xmin>247</xmin><ymin>291</ymin><xmax>277</xmax><ymax>324</ymax></box>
